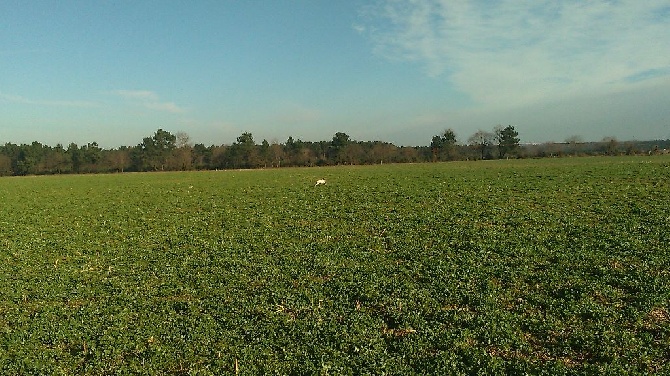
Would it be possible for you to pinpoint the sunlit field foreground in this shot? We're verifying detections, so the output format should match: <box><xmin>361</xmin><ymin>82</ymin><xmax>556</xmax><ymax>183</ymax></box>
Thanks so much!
<box><xmin>1</xmin><ymin>156</ymin><xmax>668</xmax><ymax>374</ymax></box>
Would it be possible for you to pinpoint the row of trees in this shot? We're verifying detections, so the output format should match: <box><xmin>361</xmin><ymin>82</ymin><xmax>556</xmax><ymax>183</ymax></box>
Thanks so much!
<box><xmin>0</xmin><ymin>126</ymin><xmax>667</xmax><ymax>176</ymax></box>
<box><xmin>430</xmin><ymin>125</ymin><xmax>520</xmax><ymax>161</ymax></box>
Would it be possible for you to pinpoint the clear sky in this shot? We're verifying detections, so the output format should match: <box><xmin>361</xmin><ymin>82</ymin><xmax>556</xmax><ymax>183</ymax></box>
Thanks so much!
<box><xmin>2</xmin><ymin>0</ymin><xmax>669</xmax><ymax>148</ymax></box>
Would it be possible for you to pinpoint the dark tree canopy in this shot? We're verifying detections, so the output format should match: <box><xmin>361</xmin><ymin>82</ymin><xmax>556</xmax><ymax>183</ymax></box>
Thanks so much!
<box><xmin>0</xmin><ymin>125</ymin><xmax>664</xmax><ymax>177</ymax></box>
<box><xmin>430</xmin><ymin>129</ymin><xmax>458</xmax><ymax>161</ymax></box>
<box><xmin>135</xmin><ymin>128</ymin><xmax>177</xmax><ymax>171</ymax></box>
<box><xmin>495</xmin><ymin>125</ymin><xmax>520</xmax><ymax>158</ymax></box>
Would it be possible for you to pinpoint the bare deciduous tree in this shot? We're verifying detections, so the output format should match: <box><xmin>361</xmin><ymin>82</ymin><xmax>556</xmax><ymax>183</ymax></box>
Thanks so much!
<box><xmin>468</xmin><ymin>130</ymin><xmax>495</xmax><ymax>160</ymax></box>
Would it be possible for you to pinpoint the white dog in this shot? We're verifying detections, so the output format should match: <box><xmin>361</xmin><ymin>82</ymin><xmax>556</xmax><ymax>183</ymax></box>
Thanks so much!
<box><xmin>315</xmin><ymin>179</ymin><xmax>327</xmax><ymax>186</ymax></box>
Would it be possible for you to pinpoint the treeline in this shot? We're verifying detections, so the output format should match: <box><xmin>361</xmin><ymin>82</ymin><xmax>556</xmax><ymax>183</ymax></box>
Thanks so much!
<box><xmin>0</xmin><ymin>126</ymin><xmax>668</xmax><ymax>176</ymax></box>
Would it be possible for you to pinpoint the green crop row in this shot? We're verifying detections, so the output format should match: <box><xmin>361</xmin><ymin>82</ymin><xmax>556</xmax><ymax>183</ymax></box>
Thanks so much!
<box><xmin>0</xmin><ymin>156</ymin><xmax>668</xmax><ymax>374</ymax></box>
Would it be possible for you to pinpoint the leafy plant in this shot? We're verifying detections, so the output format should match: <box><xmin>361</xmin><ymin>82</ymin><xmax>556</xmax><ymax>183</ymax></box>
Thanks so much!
<box><xmin>0</xmin><ymin>156</ymin><xmax>668</xmax><ymax>374</ymax></box>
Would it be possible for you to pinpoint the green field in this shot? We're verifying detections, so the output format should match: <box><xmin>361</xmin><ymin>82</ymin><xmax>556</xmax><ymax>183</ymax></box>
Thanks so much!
<box><xmin>1</xmin><ymin>156</ymin><xmax>669</xmax><ymax>374</ymax></box>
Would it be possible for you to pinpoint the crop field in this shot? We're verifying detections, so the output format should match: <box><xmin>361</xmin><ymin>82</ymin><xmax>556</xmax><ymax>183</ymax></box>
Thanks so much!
<box><xmin>0</xmin><ymin>156</ymin><xmax>669</xmax><ymax>374</ymax></box>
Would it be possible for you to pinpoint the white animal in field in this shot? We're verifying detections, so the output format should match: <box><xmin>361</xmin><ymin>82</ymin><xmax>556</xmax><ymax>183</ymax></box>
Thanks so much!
<box><xmin>315</xmin><ymin>179</ymin><xmax>327</xmax><ymax>186</ymax></box>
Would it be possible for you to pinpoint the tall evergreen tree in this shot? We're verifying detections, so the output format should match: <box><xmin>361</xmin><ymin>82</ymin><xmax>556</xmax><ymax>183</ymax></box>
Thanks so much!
<box><xmin>495</xmin><ymin>125</ymin><xmax>520</xmax><ymax>159</ymax></box>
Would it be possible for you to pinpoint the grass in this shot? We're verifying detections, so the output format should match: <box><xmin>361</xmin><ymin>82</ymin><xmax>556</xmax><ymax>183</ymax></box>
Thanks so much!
<box><xmin>0</xmin><ymin>156</ymin><xmax>669</xmax><ymax>374</ymax></box>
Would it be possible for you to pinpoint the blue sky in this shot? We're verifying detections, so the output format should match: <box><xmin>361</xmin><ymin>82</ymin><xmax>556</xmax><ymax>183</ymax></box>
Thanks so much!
<box><xmin>1</xmin><ymin>0</ymin><xmax>669</xmax><ymax>148</ymax></box>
